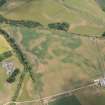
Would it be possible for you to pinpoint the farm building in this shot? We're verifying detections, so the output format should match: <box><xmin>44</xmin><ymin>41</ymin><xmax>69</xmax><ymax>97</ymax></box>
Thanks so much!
<box><xmin>2</xmin><ymin>61</ymin><xmax>15</xmax><ymax>75</ymax></box>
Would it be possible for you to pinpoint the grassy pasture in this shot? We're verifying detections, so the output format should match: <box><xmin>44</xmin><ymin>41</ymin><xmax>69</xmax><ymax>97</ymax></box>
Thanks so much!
<box><xmin>2</xmin><ymin>26</ymin><xmax>105</xmax><ymax>104</ymax></box>
<box><xmin>12</xmin><ymin>28</ymin><xmax>105</xmax><ymax>99</ymax></box>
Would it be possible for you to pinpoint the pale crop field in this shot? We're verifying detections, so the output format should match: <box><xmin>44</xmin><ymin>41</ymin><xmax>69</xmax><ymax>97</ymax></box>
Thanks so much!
<box><xmin>0</xmin><ymin>35</ymin><xmax>12</xmax><ymax>53</ymax></box>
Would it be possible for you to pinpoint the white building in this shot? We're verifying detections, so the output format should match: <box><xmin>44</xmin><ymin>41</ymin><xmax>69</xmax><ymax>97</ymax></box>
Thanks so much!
<box><xmin>2</xmin><ymin>61</ymin><xmax>15</xmax><ymax>75</ymax></box>
<box><xmin>94</xmin><ymin>78</ymin><xmax>105</xmax><ymax>87</ymax></box>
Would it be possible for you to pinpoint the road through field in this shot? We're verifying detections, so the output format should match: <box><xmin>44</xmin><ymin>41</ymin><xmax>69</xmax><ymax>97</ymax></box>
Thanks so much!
<box><xmin>3</xmin><ymin>83</ymin><xmax>96</xmax><ymax>105</ymax></box>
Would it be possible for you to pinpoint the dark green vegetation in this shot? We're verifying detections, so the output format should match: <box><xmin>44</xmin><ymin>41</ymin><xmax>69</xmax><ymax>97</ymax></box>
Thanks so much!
<box><xmin>0</xmin><ymin>0</ymin><xmax>6</xmax><ymax>7</ymax></box>
<box><xmin>0</xmin><ymin>15</ymin><xmax>42</xmax><ymax>28</ymax></box>
<box><xmin>48</xmin><ymin>22</ymin><xmax>69</xmax><ymax>31</ymax></box>
<box><xmin>2</xmin><ymin>21</ymin><xmax>105</xmax><ymax>105</ymax></box>
<box><xmin>6</xmin><ymin>69</ymin><xmax>20</xmax><ymax>83</ymax></box>
<box><xmin>49</xmin><ymin>95</ymin><xmax>81</xmax><ymax>105</ymax></box>
<box><xmin>7</xmin><ymin>20</ymin><xmax>42</xmax><ymax>28</ymax></box>
<box><xmin>102</xmin><ymin>32</ymin><xmax>105</xmax><ymax>36</ymax></box>
<box><xmin>0</xmin><ymin>51</ymin><xmax>12</xmax><ymax>62</ymax></box>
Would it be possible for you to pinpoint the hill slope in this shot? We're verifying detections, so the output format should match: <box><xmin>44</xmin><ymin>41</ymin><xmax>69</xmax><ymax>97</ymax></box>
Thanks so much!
<box><xmin>0</xmin><ymin>0</ymin><xmax>105</xmax><ymax>34</ymax></box>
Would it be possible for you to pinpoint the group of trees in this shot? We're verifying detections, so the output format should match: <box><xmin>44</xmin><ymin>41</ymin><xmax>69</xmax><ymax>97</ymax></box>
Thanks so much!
<box><xmin>0</xmin><ymin>51</ymin><xmax>12</xmax><ymax>62</ymax></box>
<box><xmin>6</xmin><ymin>20</ymin><xmax>42</xmax><ymax>28</ymax></box>
<box><xmin>0</xmin><ymin>15</ymin><xmax>42</xmax><ymax>28</ymax></box>
<box><xmin>102</xmin><ymin>32</ymin><xmax>105</xmax><ymax>37</ymax></box>
<box><xmin>6</xmin><ymin>69</ymin><xmax>20</xmax><ymax>83</ymax></box>
<box><xmin>48</xmin><ymin>22</ymin><xmax>69</xmax><ymax>31</ymax></box>
<box><xmin>0</xmin><ymin>0</ymin><xmax>6</xmax><ymax>7</ymax></box>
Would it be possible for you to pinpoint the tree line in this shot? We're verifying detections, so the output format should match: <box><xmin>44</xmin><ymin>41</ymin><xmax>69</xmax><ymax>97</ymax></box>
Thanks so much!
<box><xmin>48</xmin><ymin>22</ymin><xmax>69</xmax><ymax>31</ymax></box>
<box><xmin>0</xmin><ymin>51</ymin><xmax>12</xmax><ymax>62</ymax></box>
<box><xmin>0</xmin><ymin>0</ymin><xmax>6</xmax><ymax>7</ymax></box>
<box><xmin>0</xmin><ymin>15</ymin><xmax>42</xmax><ymax>28</ymax></box>
<box><xmin>0</xmin><ymin>29</ymin><xmax>43</xmax><ymax>103</ymax></box>
<box><xmin>0</xmin><ymin>15</ymin><xmax>70</xmax><ymax>31</ymax></box>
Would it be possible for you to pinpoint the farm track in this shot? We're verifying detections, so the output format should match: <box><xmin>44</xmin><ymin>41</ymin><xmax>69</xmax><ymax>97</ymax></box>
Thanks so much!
<box><xmin>0</xmin><ymin>28</ymin><xmax>104</xmax><ymax>105</ymax></box>
<box><xmin>3</xmin><ymin>83</ymin><xmax>96</xmax><ymax>105</ymax></box>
